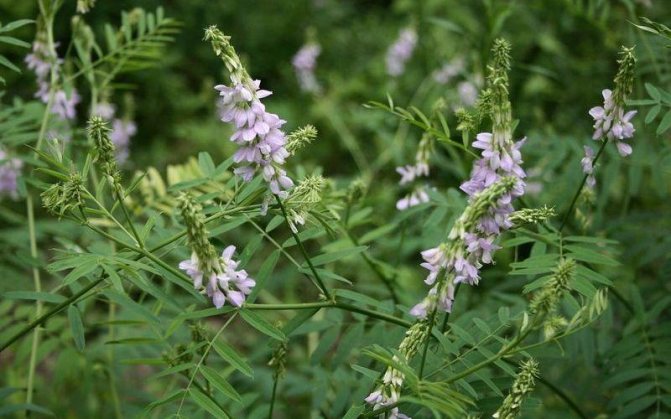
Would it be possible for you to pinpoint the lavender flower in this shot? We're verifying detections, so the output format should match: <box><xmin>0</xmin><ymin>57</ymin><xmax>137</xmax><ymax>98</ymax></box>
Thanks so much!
<box><xmin>206</xmin><ymin>26</ymin><xmax>294</xmax><ymax>198</ymax></box>
<box><xmin>179</xmin><ymin>246</ymin><xmax>256</xmax><ymax>309</ymax></box>
<box><xmin>458</xmin><ymin>81</ymin><xmax>478</xmax><ymax>107</ymax></box>
<box><xmin>177</xmin><ymin>193</ymin><xmax>256</xmax><ymax>309</ymax></box>
<box><xmin>581</xmin><ymin>146</ymin><xmax>596</xmax><ymax>188</ymax></box>
<box><xmin>386</xmin><ymin>28</ymin><xmax>417</xmax><ymax>77</ymax></box>
<box><xmin>292</xmin><ymin>43</ymin><xmax>321</xmax><ymax>93</ymax></box>
<box><xmin>589</xmin><ymin>46</ymin><xmax>637</xmax><ymax>156</ymax></box>
<box><xmin>395</xmin><ymin>109</ymin><xmax>436</xmax><ymax>211</ymax></box>
<box><xmin>110</xmin><ymin>120</ymin><xmax>136</xmax><ymax>164</ymax></box>
<box><xmin>432</xmin><ymin>57</ymin><xmax>464</xmax><ymax>84</ymax></box>
<box><xmin>589</xmin><ymin>89</ymin><xmax>636</xmax><ymax>156</ymax></box>
<box><xmin>365</xmin><ymin>322</ymin><xmax>428</xmax><ymax>418</ymax></box>
<box><xmin>0</xmin><ymin>148</ymin><xmax>22</xmax><ymax>200</ymax></box>
<box><xmin>25</xmin><ymin>40</ymin><xmax>79</xmax><ymax>121</ymax></box>
<box><xmin>411</xmin><ymin>39</ymin><xmax>525</xmax><ymax>319</ymax></box>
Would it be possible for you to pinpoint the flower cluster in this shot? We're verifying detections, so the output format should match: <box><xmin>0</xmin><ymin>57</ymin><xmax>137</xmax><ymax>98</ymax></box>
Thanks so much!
<box><xmin>365</xmin><ymin>321</ymin><xmax>428</xmax><ymax>418</ymax></box>
<box><xmin>395</xmin><ymin>133</ymin><xmax>431</xmax><ymax>210</ymax></box>
<box><xmin>177</xmin><ymin>193</ymin><xmax>255</xmax><ymax>308</ymax></box>
<box><xmin>395</xmin><ymin>102</ymin><xmax>442</xmax><ymax>210</ymax></box>
<box><xmin>93</xmin><ymin>103</ymin><xmax>137</xmax><ymax>164</ymax></box>
<box><xmin>410</xmin><ymin>176</ymin><xmax>519</xmax><ymax>319</ymax></box>
<box><xmin>581</xmin><ymin>146</ymin><xmax>596</xmax><ymax>188</ymax></box>
<box><xmin>411</xmin><ymin>39</ymin><xmax>525</xmax><ymax>319</ymax></box>
<box><xmin>386</xmin><ymin>28</ymin><xmax>417</xmax><ymax>77</ymax></box>
<box><xmin>206</xmin><ymin>26</ymin><xmax>294</xmax><ymax>198</ymax></box>
<box><xmin>292</xmin><ymin>43</ymin><xmax>321</xmax><ymax>93</ymax></box>
<box><xmin>25</xmin><ymin>40</ymin><xmax>80</xmax><ymax>121</ymax></box>
<box><xmin>588</xmin><ymin>46</ymin><xmax>637</xmax><ymax>156</ymax></box>
<box><xmin>0</xmin><ymin>148</ymin><xmax>23</xmax><ymax>200</ymax></box>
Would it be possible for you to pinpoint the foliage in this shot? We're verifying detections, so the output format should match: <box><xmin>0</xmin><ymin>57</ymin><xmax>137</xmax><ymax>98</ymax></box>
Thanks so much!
<box><xmin>0</xmin><ymin>1</ymin><xmax>670</xmax><ymax>418</ymax></box>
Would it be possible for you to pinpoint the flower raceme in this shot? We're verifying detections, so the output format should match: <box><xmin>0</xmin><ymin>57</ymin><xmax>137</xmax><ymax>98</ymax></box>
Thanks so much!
<box><xmin>292</xmin><ymin>42</ymin><xmax>321</xmax><ymax>93</ymax></box>
<box><xmin>25</xmin><ymin>40</ymin><xmax>80</xmax><ymax>121</ymax></box>
<box><xmin>179</xmin><ymin>245</ymin><xmax>256</xmax><ymax>309</ymax></box>
<box><xmin>0</xmin><ymin>148</ymin><xmax>22</xmax><ymax>200</ymax></box>
<box><xmin>386</xmin><ymin>27</ymin><xmax>417</xmax><ymax>77</ymax></box>
<box><xmin>588</xmin><ymin>46</ymin><xmax>637</xmax><ymax>156</ymax></box>
<box><xmin>177</xmin><ymin>193</ymin><xmax>255</xmax><ymax>308</ymax></box>
<box><xmin>410</xmin><ymin>176</ymin><xmax>519</xmax><ymax>319</ymax></box>
<box><xmin>206</xmin><ymin>26</ymin><xmax>294</xmax><ymax>199</ymax></box>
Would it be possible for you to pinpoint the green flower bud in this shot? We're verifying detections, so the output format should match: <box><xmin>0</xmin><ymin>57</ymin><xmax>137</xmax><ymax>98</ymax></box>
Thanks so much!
<box><xmin>493</xmin><ymin>358</ymin><xmax>539</xmax><ymax>419</ymax></box>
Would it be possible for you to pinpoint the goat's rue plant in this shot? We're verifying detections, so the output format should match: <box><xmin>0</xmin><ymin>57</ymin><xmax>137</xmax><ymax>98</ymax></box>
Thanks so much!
<box><xmin>1</xmin><ymin>1</ymin><xmax>668</xmax><ymax>418</ymax></box>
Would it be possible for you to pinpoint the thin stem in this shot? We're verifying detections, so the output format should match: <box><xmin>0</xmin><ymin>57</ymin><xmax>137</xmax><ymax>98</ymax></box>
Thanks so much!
<box><xmin>25</xmin><ymin>2</ymin><xmax>59</xmax><ymax>406</ymax></box>
<box><xmin>559</xmin><ymin>139</ymin><xmax>608</xmax><ymax>232</ymax></box>
<box><xmin>275</xmin><ymin>196</ymin><xmax>331</xmax><ymax>300</ymax></box>
<box><xmin>115</xmin><ymin>189</ymin><xmax>143</xmax><ymax>248</ymax></box>
<box><xmin>245</xmin><ymin>301</ymin><xmax>412</xmax><ymax>328</ymax></box>
<box><xmin>418</xmin><ymin>310</ymin><xmax>438</xmax><ymax>379</ymax></box>
<box><xmin>268</xmin><ymin>374</ymin><xmax>279</xmax><ymax>419</ymax></box>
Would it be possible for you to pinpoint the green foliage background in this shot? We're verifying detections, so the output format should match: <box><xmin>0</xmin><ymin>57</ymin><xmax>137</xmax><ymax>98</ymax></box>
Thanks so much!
<box><xmin>0</xmin><ymin>0</ymin><xmax>670</xmax><ymax>418</ymax></box>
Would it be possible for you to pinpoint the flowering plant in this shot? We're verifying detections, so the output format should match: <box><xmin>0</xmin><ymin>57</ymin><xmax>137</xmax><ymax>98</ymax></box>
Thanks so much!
<box><xmin>0</xmin><ymin>2</ymin><xmax>669</xmax><ymax>418</ymax></box>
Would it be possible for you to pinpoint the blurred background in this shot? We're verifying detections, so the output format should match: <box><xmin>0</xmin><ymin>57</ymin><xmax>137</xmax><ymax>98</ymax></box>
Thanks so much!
<box><xmin>1</xmin><ymin>0</ymin><xmax>670</xmax><ymax>417</ymax></box>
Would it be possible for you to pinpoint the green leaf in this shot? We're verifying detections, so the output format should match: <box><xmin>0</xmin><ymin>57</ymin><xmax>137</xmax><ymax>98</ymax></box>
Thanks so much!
<box><xmin>188</xmin><ymin>387</ymin><xmax>231</xmax><ymax>418</ymax></box>
<box><xmin>212</xmin><ymin>339</ymin><xmax>253</xmax><ymax>378</ymax></box>
<box><xmin>0</xmin><ymin>36</ymin><xmax>30</xmax><ymax>48</ymax></box>
<box><xmin>2</xmin><ymin>291</ymin><xmax>66</xmax><ymax>304</ymax></box>
<box><xmin>342</xmin><ymin>405</ymin><xmax>365</xmax><ymax>419</ymax></box>
<box><xmin>0</xmin><ymin>403</ymin><xmax>54</xmax><ymax>416</ymax></box>
<box><xmin>0</xmin><ymin>19</ymin><xmax>34</xmax><ymax>33</ymax></box>
<box><xmin>0</xmin><ymin>55</ymin><xmax>20</xmax><ymax>73</ymax></box>
<box><xmin>645</xmin><ymin>83</ymin><xmax>661</xmax><ymax>101</ymax></box>
<box><xmin>240</xmin><ymin>309</ymin><xmax>286</xmax><ymax>341</ymax></box>
<box><xmin>564</xmin><ymin>245</ymin><xmax>618</xmax><ymax>266</ymax></box>
<box><xmin>308</xmin><ymin>246</ymin><xmax>368</xmax><ymax>267</ymax></box>
<box><xmin>200</xmin><ymin>365</ymin><xmax>242</xmax><ymax>403</ymax></box>
<box><xmin>657</xmin><ymin>110</ymin><xmax>671</xmax><ymax>135</ymax></box>
<box><xmin>67</xmin><ymin>305</ymin><xmax>85</xmax><ymax>352</ymax></box>
<box><xmin>198</xmin><ymin>152</ymin><xmax>215</xmax><ymax>177</ymax></box>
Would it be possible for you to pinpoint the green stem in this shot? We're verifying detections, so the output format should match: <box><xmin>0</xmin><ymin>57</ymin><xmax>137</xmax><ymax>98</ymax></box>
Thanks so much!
<box><xmin>275</xmin><ymin>196</ymin><xmax>331</xmax><ymax>299</ymax></box>
<box><xmin>245</xmin><ymin>301</ymin><xmax>411</xmax><ymax>328</ymax></box>
<box><xmin>418</xmin><ymin>309</ymin><xmax>438</xmax><ymax>379</ymax></box>
<box><xmin>115</xmin><ymin>189</ymin><xmax>143</xmax><ymax>248</ymax></box>
<box><xmin>268</xmin><ymin>374</ymin><xmax>279</xmax><ymax>419</ymax></box>
<box><xmin>559</xmin><ymin>139</ymin><xmax>608</xmax><ymax>232</ymax></box>
<box><xmin>25</xmin><ymin>1</ymin><xmax>59</xmax><ymax>407</ymax></box>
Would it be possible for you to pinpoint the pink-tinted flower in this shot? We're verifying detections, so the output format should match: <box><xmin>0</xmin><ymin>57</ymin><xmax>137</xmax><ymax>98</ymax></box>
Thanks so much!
<box><xmin>386</xmin><ymin>28</ymin><xmax>417</xmax><ymax>77</ymax></box>
<box><xmin>292</xmin><ymin>43</ymin><xmax>321</xmax><ymax>93</ymax></box>
<box><xmin>0</xmin><ymin>148</ymin><xmax>22</xmax><ymax>200</ymax></box>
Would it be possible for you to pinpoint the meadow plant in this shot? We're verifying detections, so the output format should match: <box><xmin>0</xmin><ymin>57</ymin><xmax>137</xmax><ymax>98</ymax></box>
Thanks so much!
<box><xmin>1</xmin><ymin>2</ymin><xmax>669</xmax><ymax>419</ymax></box>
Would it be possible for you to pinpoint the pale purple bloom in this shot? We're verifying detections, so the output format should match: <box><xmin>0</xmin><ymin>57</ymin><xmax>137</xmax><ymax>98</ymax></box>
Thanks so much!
<box><xmin>432</xmin><ymin>57</ymin><xmax>464</xmax><ymax>84</ymax></box>
<box><xmin>589</xmin><ymin>89</ymin><xmax>636</xmax><ymax>156</ymax></box>
<box><xmin>50</xmin><ymin>89</ymin><xmax>80</xmax><ymax>121</ymax></box>
<box><xmin>458</xmin><ymin>81</ymin><xmax>478</xmax><ymax>107</ymax></box>
<box><xmin>292</xmin><ymin>43</ymin><xmax>321</xmax><ymax>93</ymax></box>
<box><xmin>216</xmin><ymin>80</ymin><xmax>293</xmax><ymax>198</ymax></box>
<box><xmin>396</xmin><ymin>187</ymin><xmax>429</xmax><ymax>210</ymax></box>
<box><xmin>179</xmin><ymin>245</ymin><xmax>255</xmax><ymax>309</ymax></box>
<box><xmin>26</xmin><ymin>41</ymin><xmax>79</xmax><ymax>121</ymax></box>
<box><xmin>0</xmin><ymin>148</ymin><xmax>22</xmax><ymax>200</ymax></box>
<box><xmin>581</xmin><ymin>146</ymin><xmax>596</xmax><ymax>188</ymax></box>
<box><xmin>386</xmin><ymin>28</ymin><xmax>417</xmax><ymax>77</ymax></box>
<box><xmin>93</xmin><ymin>103</ymin><xmax>116</xmax><ymax>120</ymax></box>
<box><xmin>110</xmin><ymin>120</ymin><xmax>136</xmax><ymax>164</ymax></box>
